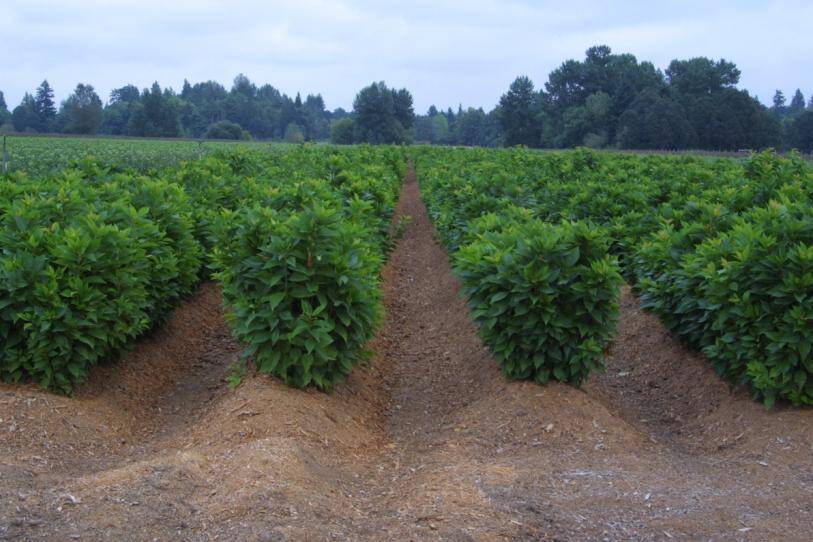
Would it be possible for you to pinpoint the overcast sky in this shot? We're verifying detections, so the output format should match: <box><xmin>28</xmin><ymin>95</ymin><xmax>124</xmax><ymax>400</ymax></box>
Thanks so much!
<box><xmin>2</xmin><ymin>0</ymin><xmax>812</xmax><ymax>113</ymax></box>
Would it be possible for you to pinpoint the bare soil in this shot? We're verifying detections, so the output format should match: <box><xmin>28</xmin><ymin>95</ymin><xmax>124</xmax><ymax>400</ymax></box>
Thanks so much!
<box><xmin>1</xmin><ymin>166</ymin><xmax>811</xmax><ymax>541</ymax></box>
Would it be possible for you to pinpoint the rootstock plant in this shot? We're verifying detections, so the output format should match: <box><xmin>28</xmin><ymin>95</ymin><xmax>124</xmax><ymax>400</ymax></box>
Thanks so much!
<box><xmin>0</xmin><ymin>161</ymin><xmax>202</xmax><ymax>394</ymax></box>
<box><xmin>209</xmin><ymin>146</ymin><xmax>403</xmax><ymax>390</ymax></box>
<box><xmin>456</xmin><ymin>218</ymin><xmax>622</xmax><ymax>385</ymax></box>
<box><xmin>416</xmin><ymin>147</ymin><xmax>623</xmax><ymax>387</ymax></box>
<box><xmin>214</xmin><ymin>204</ymin><xmax>383</xmax><ymax>390</ymax></box>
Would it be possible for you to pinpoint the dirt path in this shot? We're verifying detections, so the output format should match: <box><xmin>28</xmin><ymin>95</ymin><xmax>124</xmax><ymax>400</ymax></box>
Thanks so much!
<box><xmin>1</xmin><ymin>165</ymin><xmax>811</xmax><ymax>541</ymax></box>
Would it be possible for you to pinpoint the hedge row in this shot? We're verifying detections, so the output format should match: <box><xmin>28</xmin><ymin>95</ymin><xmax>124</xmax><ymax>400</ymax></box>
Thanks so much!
<box><xmin>0</xmin><ymin>161</ymin><xmax>202</xmax><ymax>393</ymax></box>
<box><xmin>206</xmin><ymin>146</ymin><xmax>404</xmax><ymax>390</ymax></box>
<box><xmin>415</xmin><ymin>149</ymin><xmax>623</xmax><ymax>387</ymax></box>
<box><xmin>1</xmin><ymin>145</ymin><xmax>405</xmax><ymax>394</ymax></box>
<box><xmin>414</xmin><ymin>147</ymin><xmax>813</xmax><ymax>405</ymax></box>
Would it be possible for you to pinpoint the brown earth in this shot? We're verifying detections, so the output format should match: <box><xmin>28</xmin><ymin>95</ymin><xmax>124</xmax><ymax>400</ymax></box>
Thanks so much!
<box><xmin>1</xmin><ymin>166</ymin><xmax>811</xmax><ymax>541</ymax></box>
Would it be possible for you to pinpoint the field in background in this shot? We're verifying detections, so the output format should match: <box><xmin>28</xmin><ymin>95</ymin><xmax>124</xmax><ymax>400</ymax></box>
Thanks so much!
<box><xmin>0</xmin><ymin>134</ymin><xmax>278</xmax><ymax>176</ymax></box>
<box><xmin>5</xmin><ymin>133</ymin><xmax>812</xmax><ymax>179</ymax></box>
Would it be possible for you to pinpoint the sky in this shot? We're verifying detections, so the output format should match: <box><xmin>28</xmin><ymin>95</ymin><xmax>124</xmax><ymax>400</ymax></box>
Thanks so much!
<box><xmin>1</xmin><ymin>0</ymin><xmax>812</xmax><ymax>113</ymax></box>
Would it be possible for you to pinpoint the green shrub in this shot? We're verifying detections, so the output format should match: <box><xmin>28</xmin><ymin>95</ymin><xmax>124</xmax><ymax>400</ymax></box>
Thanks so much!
<box><xmin>634</xmin><ymin>201</ymin><xmax>736</xmax><ymax>345</ymax></box>
<box><xmin>455</xmin><ymin>219</ymin><xmax>622</xmax><ymax>385</ymax></box>
<box><xmin>61</xmin><ymin>164</ymin><xmax>203</xmax><ymax>321</ymax></box>
<box><xmin>125</xmin><ymin>178</ymin><xmax>203</xmax><ymax>318</ymax></box>
<box><xmin>0</xmin><ymin>201</ymin><xmax>152</xmax><ymax>394</ymax></box>
<box><xmin>689</xmin><ymin>200</ymin><xmax>813</xmax><ymax>406</ymax></box>
<box><xmin>633</xmin><ymin>197</ymin><xmax>813</xmax><ymax>406</ymax></box>
<box><xmin>204</xmin><ymin>120</ymin><xmax>250</xmax><ymax>141</ymax></box>
<box><xmin>0</xmin><ymin>167</ymin><xmax>203</xmax><ymax>394</ymax></box>
<box><xmin>171</xmin><ymin>156</ymin><xmax>266</xmax><ymax>274</ymax></box>
<box><xmin>415</xmin><ymin>147</ymin><xmax>813</xmax><ymax>406</ymax></box>
<box><xmin>214</xmin><ymin>204</ymin><xmax>383</xmax><ymax>390</ymax></box>
<box><xmin>1</xmin><ymin>147</ymin><xmax>404</xmax><ymax>395</ymax></box>
<box><xmin>332</xmin><ymin>163</ymin><xmax>400</xmax><ymax>248</ymax></box>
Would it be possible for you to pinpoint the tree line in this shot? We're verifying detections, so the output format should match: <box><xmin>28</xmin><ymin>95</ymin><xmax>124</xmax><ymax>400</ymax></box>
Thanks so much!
<box><xmin>0</xmin><ymin>45</ymin><xmax>811</xmax><ymax>151</ymax></box>
<box><xmin>491</xmin><ymin>46</ymin><xmax>812</xmax><ymax>152</ymax></box>
<box><xmin>0</xmin><ymin>75</ymin><xmax>342</xmax><ymax>143</ymax></box>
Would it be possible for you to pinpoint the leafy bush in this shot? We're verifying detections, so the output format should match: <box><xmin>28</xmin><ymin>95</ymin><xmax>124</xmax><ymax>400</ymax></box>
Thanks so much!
<box><xmin>208</xmin><ymin>146</ymin><xmax>403</xmax><ymax>390</ymax></box>
<box><xmin>171</xmin><ymin>155</ymin><xmax>264</xmax><ymax>266</ymax></box>
<box><xmin>633</xmin><ymin>196</ymin><xmax>813</xmax><ymax>405</ymax></box>
<box><xmin>0</xmin><ymin>193</ymin><xmax>153</xmax><ymax>393</ymax></box>
<box><xmin>61</xmin><ymin>161</ymin><xmax>203</xmax><ymax>320</ymax></box>
<box><xmin>124</xmin><ymin>178</ymin><xmax>203</xmax><ymax>317</ymax></box>
<box><xmin>455</xmin><ymin>219</ymin><xmax>622</xmax><ymax>385</ymax></box>
<box><xmin>688</xmin><ymin>201</ymin><xmax>813</xmax><ymax>405</ymax></box>
<box><xmin>204</xmin><ymin>120</ymin><xmax>250</xmax><ymax>141</ymax></box>
<box><xmin>329</xmin><ymin>159</ymin><xmax>401</xmax><ymax>248</ymax></box>
<box><xmin>634</xmin><ymin>201</ymin><xmax>736</xmax><ymax>344</ymax></box>
<box><xmin>214</xmin><ymin>204</ymin><xmax>383</xmax><ymax>390</ymax></box>
<box><xmin>0</xmin><ymin>167</ymin><xmax>202</xmax><ymax>393</ymax></box>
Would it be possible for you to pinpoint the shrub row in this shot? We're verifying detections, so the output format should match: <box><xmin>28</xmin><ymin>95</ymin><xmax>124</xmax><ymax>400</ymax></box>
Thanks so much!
<box><xmin>415</xmin><ymin>147</ymin><xmax>623</xmax><ymax>387</ymax></box>
<box><xmin>636</xmin><ymin>196</ymin><xmax>813</xmax><ymax>406</ymax></box>
<box><xmin>414</xmin><ymin>146</ymin><xmax>813</xmax><ymax>405</ymax></box>
<box><xmin>208</xmin><ymin>146</ymin><xmax>404</xmax><ymax>390</ymax></box>
<box><xmin>456</xmin><ymin>218</ymin><xmax>621</xmax><ymax>385</ymax></box>
<box><xmin>1</xmin><ymin>145</ymin><xmax>405</xmax><ymax>394</ymax></box>
<box><xmin>0</xmin><ymin>162</ymin><xmax>202</xmax><ymax>393</ymax></box>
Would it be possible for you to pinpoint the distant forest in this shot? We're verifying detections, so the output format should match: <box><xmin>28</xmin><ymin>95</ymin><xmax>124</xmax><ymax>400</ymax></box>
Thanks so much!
<box><xmin>2</xmin><ymin>46</ymin><xmax>812</xmax><ymax>152</ymax></box>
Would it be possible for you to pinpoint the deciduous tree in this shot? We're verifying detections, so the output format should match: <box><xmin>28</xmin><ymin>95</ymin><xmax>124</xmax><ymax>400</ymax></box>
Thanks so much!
<box><xmin>352</xmin><ymin>82</ymin><xmax>412</xmax><ymax>144</ymax></box>
<box><xmin>58</xmin><ymin>83</ymin><xmax>103</xmax><ymax>134</ymax></box>
<box><xmin>12</xmin><ymin>93</ymin><xmax>40</xmax><ymax>132</ymax></box>
<box><xmin>787</xmin><ymin>111</ymin><xmax>813</xmax><ymax>152</ymax></box>
<box><xmin>330</xmin><ymin>117</ymin><xmax>354</xmax><ymax>144</ymax></box>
